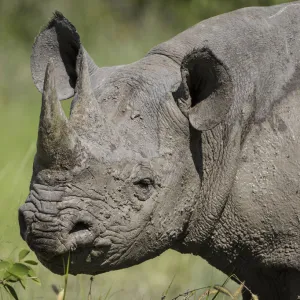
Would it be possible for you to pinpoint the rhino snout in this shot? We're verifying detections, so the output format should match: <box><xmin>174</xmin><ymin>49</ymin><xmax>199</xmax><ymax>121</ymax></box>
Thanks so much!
<box><xmin>18</xmin><ymin>204</ymin><xmax>111</xmax><ymax>266</ymax></box>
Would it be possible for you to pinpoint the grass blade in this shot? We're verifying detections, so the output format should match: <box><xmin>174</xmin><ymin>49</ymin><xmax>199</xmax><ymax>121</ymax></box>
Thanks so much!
<box><xmin>62</xmin><ymin>252</ymin><xmax>70</xmax><ymax>300</ymax></box>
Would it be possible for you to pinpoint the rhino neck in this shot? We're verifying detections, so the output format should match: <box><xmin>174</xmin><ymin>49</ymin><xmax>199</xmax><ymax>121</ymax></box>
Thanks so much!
<box><xmin>174</xmin><ymin>121</ymin><xmax>242</xmax><ymax>258</ymax></box>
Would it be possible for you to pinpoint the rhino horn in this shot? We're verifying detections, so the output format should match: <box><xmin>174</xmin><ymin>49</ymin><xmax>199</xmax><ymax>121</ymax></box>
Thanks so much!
<box><xmin>37</xmin><ymin>60</ymin><xmax>81</xmax><ymax>169</ymax></box>
<box><xmin>70</xmin><ymin>47</ymin><xmax>98</xmax><ymax>130</ymax></box>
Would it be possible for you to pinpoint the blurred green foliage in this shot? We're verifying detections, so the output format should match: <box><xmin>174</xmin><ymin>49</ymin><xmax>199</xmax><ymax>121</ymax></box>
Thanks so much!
<box><xmin>0</xmin><ymin>0</ymin><xmax>290</xmax><ymax>299</ymax></box>
<box><xmin>0</xmin><ymin>0</ymin><xmax>290</xmax><ymax>102</ymax></box>
<box><xmin>0</xmin><ymin>249</ymin><xmax>40</xmax><ymax>299</ymax></box>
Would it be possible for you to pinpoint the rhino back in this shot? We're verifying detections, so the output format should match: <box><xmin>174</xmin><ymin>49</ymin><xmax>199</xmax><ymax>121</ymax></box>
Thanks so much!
<box><xmin>149</xmin><ymin>1</ymin><xmax>300</xmax><ymax>123</ymax></box>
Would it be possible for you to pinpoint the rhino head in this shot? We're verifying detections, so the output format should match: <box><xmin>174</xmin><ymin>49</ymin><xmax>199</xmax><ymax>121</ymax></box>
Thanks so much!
<box><xmin>19</xmin><ymin>12</ymin><xmax>233</xmax><ymax>275</ymax></box>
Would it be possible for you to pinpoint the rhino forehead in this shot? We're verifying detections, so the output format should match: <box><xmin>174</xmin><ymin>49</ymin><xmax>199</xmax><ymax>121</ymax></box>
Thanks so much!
<box><xmin>81</xmin><ymin>98</ymin><xmax>160</xmax><ymax>161</ymax></box>
<box><xmin>92</xmin><ymin>55</ymin><xmax>181</xmax><ymax>116</ymax></box>
<box><xmin>83</xmin><ymin>85</ymin><xmax>182</xmax><ymax>160</ymax></box>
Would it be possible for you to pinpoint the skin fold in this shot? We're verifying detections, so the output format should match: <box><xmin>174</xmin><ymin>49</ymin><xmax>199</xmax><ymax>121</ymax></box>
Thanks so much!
<box><xmin>19</xmin><ymin>2</ymin><xmax>300</xmax><ymax>299</ymax></box>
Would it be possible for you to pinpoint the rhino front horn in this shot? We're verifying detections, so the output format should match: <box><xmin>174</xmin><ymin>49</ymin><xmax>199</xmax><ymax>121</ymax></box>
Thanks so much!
<box><xmin>37</xmin><ymin>60</ymin><xmax>82</xmax><ymax>169</ymax></box>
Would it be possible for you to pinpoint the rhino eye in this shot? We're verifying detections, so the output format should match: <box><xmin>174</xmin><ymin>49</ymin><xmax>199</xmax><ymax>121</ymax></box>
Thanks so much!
<box><xmin>134</xmin><ymin>178</ymin><xmax>154</xmax><ymax>188</ymax></box>
<box><xmin>133</xmin><ymin>177</ymin><xmax>155</xmax><ymax>201</ymax></box>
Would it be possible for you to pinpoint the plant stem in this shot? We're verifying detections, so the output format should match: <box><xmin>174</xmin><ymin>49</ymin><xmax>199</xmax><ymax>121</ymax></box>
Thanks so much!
<box><xmin>62</xmin><ymin>252</ymin><xmax>71</xmax><ymax>300</ymax></box>
<box><xmin>88</xmin><ymin>276</ymin><xmax>94</xmax><ymax>300</ymax></box>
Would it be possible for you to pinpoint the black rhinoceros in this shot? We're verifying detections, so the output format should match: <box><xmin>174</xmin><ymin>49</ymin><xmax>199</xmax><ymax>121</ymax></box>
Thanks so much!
<box><xmin>19</xmin><ymin>2</ymin><xmax>300</xmax><ymax>299</ymax></box>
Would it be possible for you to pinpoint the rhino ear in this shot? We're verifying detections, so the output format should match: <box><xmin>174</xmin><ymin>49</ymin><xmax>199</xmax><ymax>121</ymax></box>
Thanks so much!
<box><xmin>31</xmin><ymin>11</ymin><xmax>82</xmax><ymax>100</ymax></box>
<box><xmin>178</xmin><ymin>47</ymin><xmax>233</xmax><ymax>131</ymax></box>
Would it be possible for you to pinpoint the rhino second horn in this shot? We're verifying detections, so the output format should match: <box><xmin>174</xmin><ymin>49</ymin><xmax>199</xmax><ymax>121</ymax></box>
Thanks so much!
<box><xmin>37</xmin><ymin>60</ymin><xmax>79</xmax><ymax>169</ymax></box>
<box><xmin>70</xmin><ymin>47</ymin><xmax>97</xmax><ymax>129</ymax></box>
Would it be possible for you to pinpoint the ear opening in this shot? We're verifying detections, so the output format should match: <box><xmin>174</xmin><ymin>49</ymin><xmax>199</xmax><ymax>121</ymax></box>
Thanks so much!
<box><xmin>187</xmin><ymin>49</ymin><xmax>221</xmax><ymax>107</ymax></box>
<box><xmin>179</xmin><ymin>47</ymin><xmax>233</xmax><ymax>131</ymax></box>
<box><xmin>31</xmin><ymin>11</ymin><xmax>81</xmax><ymax>100</ymax></box>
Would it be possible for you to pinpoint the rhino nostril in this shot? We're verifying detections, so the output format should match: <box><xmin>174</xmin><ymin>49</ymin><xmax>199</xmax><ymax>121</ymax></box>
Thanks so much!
<box><xmin>69</xmin><ymin>221</ymin><xmax>91</xmax><ymax>234</ymax></box>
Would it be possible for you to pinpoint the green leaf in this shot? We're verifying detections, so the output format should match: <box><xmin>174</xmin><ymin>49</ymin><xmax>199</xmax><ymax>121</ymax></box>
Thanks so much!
<box><xmin>19</xmin><ymin>279</ymin><xmax>26</xmax><ymax>290</ymax></box>
<box><xmin>4</xmin><ymin>271</ymin><xmax>19</xmax><ymax>282</ymax></box>
<box><xmin>28</xmin><ymin>268</ymin><xmax>41</xmax><ymax>285</ymax></box>
<box><xmin>18</xmin><ymin>249</ymin><xmax>30</xmax><ymax>262</ymax></box>
<box><xmin>6</xmin><ymin>276</ymin><xmax>19</xmax><ymax>283</ymax></box>
<box><xmin>0</xmin><ymin>260</ymin><xmax>10</xmax><ymax>270</ymax></box>
<box><xmin>27</xmin><ymin>267</ymin><xmax>36</xmax><ymax>277</ymax></box>
<box><xmin>30</xmin><ymin>276</ymin><xmax>41</xmax><ymax>285</ymax></box>
<box><xmin>4</xmin><ymin>284</ymin><xmax>19</xmax><ymax>300</ymax></box>
<box><xmin>24</xmin><ymin>260</ymin><xmax>38</xmax><ymax>265</ymax></box>
<box><xmin>0</xmin><ymin>269</ymin><xmax>6</xmax><ymax>280</ymax></box>
<box><xmin>7</xmin><ymin>263</ymin><xmax>31</xmax><ymax>280</ymax></box>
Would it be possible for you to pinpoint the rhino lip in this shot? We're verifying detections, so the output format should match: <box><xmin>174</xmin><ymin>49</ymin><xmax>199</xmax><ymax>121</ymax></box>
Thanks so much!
<box><xmin>66</xmin><ymin>236</ymin><xmax>112</xmax><ymax>254</ymax></box>
<box><xmin>36</xmin><ymin>240</ymin><xmax>112</xmax><ymax>275</ymax></box>
<box><xmin>35</xmin><ymin>236</ymin><xmax>112</xmax><ymax>263</ymax></box>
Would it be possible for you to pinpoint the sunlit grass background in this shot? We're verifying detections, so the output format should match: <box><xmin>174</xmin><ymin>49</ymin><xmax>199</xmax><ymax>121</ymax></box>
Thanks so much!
<box><xmin>0</xmin><ymin>0</ymin><xmax>289</xmax><ymax>298</ymax></box>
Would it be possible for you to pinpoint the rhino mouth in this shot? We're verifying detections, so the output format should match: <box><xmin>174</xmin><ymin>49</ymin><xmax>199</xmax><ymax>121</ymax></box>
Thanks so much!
<box><xmin>19</xmin><ymin>196</ymin><xmax>115</xmax><ymax>275</ymax></box>
<box><xmin>25</xmin><ymin>220</ymin><xmax>113</xmax><ymax>275</ymax></box>
<box><xmin>37</xmin><ymin>243</ymin><xmax>112</xmax><ymax>275</ymax></box>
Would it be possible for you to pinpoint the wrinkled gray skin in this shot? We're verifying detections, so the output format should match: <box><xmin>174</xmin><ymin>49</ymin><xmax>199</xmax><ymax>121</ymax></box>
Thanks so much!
<box><xmin>18</xmin><ymin>2</ymin><xmax>300</xmax><ymax>299</ymax></box>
